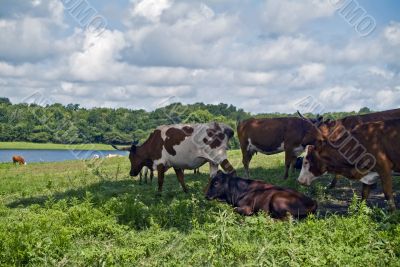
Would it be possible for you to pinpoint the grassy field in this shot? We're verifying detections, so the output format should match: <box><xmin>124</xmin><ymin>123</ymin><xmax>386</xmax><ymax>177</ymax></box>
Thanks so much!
<box><xmin>0</xmin><ymin>142</ymin><xmax>114</xmax><ymax>150</ymax></box>
<box><xmin>1</xmin><ymin>150</ymin><xmax>399</xmax><ymax>266</ymax></box>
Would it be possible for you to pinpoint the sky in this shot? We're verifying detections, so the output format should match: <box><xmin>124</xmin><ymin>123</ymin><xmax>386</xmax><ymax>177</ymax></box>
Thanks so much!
<box><xmin>0</xmin><ymin>0</ymin><xmax>400</xmax><ymax>113</ymax></box>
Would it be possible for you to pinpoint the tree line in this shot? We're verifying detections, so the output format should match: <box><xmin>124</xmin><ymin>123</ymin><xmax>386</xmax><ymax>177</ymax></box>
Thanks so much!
<box><xmin>0</xmin><ymin>97</ymin><xmax>372</xmax><ymax>148</ymax></box>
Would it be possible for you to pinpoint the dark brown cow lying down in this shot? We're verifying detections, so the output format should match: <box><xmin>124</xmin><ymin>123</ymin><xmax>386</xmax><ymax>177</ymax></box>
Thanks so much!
<box><xmin>205</xmin><ymin>171</ymin><xmax>317</xmax><ymax>219</ymax></box>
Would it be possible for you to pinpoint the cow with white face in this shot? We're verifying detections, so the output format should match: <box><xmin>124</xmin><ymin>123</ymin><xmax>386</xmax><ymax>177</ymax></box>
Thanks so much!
<box><xmin>112</xmin><ymin>122</ymin><xmax>236</xmax><ymax>193</ymax></box>
<box><xmin>298</xmin><ymin>146</ymin><xmax>380</xmax><ymax>186</ymax></box>
<box><xmin>297</xmin><ymin>145</ymin><xmax>326</xmax><ymax>186</ymax></box>
<box><xmin>298</xmin><ymin>119</ymin><xmax>400</xmax><ymax>211</ymax></box>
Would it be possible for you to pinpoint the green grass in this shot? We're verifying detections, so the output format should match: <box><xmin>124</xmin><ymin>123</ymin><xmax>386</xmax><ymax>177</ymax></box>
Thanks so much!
<box><xmin>1</xmin><ymin>150</ymin><xmax>399</xmax><ymax>266</ymax></box>
<box><xmin>0</xmin><ymin>142</ymin><xmax>115</xmax><ymax>150</ymax></box>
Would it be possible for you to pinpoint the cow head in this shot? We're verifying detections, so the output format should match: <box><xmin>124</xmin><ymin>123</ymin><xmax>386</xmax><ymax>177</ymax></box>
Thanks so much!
<box><xmin>297</xmin><ymin>145</ymin><xmax>327</xmax><ymax>186</ymax></box>
<box><xmin>112</xmin><ymin>140</ymin><xmax>144</xmax><ymax>177</ymax></box>
<box><xmin>205</xmin><ymin>170</ymin><xmax>229</xmax><ymax>201</ymax></box>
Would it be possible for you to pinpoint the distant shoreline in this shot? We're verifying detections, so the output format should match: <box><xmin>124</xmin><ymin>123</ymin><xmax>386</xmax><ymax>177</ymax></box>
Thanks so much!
<box><xmin>0</xmin><ymin>142</ymin><xmax>115</xmax><ymax>151</ymax></box>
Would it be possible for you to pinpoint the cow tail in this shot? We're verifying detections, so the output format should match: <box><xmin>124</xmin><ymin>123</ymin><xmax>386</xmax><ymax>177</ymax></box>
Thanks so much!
<box><xmin>236</xmin><ymin>119</ymin><xmax>242</xmax><ymax>139</ymax></box>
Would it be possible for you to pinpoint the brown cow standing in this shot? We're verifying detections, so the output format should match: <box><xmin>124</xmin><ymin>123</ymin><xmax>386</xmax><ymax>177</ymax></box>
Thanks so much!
<box><xmin>237</xmin><ymin>116</ymin><xmax>322</xmax><ymax>179</ymax></box>
<box><xmin>12</xmin><ymin>156</ymin><xmax>26</xmax><ymax>165</ymax></box>
<box><xmin>299</xmin><ymin>108</ymin><xmax>400</xmax><ymax>188</ymax></box>
<box><xmin>298</xmin><ymin>119</ymin><xmax>400</xmax><ymax>211</ymax></box>
<box><xmin>206</xmin><ymin>171</ymin><xmax>317</xmax><ymax>219</ymax></box>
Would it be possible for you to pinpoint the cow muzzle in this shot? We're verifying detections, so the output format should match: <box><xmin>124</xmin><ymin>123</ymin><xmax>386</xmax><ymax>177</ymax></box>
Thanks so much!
<box><xmin>297</xmin><ymin>166</ymin><xmax>316</xmax><ymax>186</ymax></box>
<box><xmin>297</xmin><ymin>177</ymin><xmax>312</xmax><ymax>186</ymax></box>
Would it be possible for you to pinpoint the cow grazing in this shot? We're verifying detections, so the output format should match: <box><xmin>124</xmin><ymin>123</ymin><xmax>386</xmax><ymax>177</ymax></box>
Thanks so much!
<box><xmin>299</xmin><ymin>108</ymin><xmax>400</xmax><ymax>188</ymax></box>
<box><xmin>237</xmin><ymin>116</ymin><xmax>322</xmax><ymax>179</ymax></box>
<box><xmin>140</xmin><ymin>166</ymin><xmax>153</xmax><ymax>184</ymax></box>
<box><xmin>206</xmin><ymin>171</ymin><xmax>317</xmax><ymax>219</ymax></box>
<box><xmin>298</xmin><ymin>119</ymin><xmax>400</xmax><ymax>211</ymax></box>
<box><xmin>12</xmin><ymin>156</ymin><xmax>26</xmax><ymax>165</ymax></box>
<box><xmin>112</xmin><ymin>122</ymin><xmax>235</xmax><ymax>193</ymax></box>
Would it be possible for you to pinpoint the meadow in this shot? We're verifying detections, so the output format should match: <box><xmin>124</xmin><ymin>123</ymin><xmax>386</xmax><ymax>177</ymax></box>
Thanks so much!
<box><xmin>0</xmin><ymin>150</ymin><xmax>400</xmax><ymax>266</ymax></box>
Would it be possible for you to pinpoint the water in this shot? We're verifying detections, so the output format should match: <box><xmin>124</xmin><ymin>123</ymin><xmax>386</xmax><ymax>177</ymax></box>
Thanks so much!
<box><xmin>0</xmin><ymin>149</ymin><xmax>128</xmax><ymax>163</ymax></box>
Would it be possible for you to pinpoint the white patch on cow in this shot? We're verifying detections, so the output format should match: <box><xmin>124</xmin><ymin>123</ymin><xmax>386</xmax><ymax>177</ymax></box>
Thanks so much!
<box><xmin>293</xmin><ymin>145</ymin><xmax>304</xmax><ymax>156</ymax></box>
<box><xmin>360</xmin><ymin>172</ymin><xmax>379</xmax><ymax>185</ymax></box>
<box><xmin>153</xmin><ymin>123</ymin><xmax>231</xmax><ymax>171</ymax></box>
<box><xmin>247</xmin><ymin>139</ymin><xmax>284</xmax><ymax>155</ymax></box>
<box><xmin>297</xmin><ymin>145</ymin><xmax>318</xmax><ymax>186</ymax></box>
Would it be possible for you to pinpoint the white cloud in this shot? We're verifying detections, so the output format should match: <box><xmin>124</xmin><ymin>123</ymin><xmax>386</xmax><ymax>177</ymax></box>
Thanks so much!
<box><xmin>261</xmin><ymin>0</ymin><xmax>335</xmax><ymax>33</ymax></box>
<box><xmin>0</xmin><ymin>1</ymin><xmax>400</xmax><ymax>113</ymax></box>
<box><xmin>291</xmin><ymin>63</ymin><xmax>326</xmax><ymax>87</ymax></box>
<box><xmin>68</xmin><ymin>30</ymin><xmax>127</xmax><ymax>81</ymax></box>
<box><xmin>131</xmin><ymin>0</ymin><xmax>173</xmax><ymax>23</ymax></box>
<box><xmin>376</xmin><ymin>89</ymin><xmax>400</xmax><ymax>108</ymax></box>
<box><xmin>384</xmin><ymin>21</ymin><xmax>400</xmax><ymax>46</ymax></box>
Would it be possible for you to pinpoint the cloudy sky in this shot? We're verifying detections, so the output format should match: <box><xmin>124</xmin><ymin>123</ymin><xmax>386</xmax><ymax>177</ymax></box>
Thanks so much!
<box><xmin>1</xmin><ymin>0</ymin><xmax>400</xmax><ymax>113</ymax></box>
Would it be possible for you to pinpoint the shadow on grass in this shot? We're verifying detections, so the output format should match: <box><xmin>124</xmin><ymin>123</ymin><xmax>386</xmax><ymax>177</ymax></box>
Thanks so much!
<box><xmin>7</xmin><ymin>165</ymin><xmax>400</xmax><ymax>230</ymax></box>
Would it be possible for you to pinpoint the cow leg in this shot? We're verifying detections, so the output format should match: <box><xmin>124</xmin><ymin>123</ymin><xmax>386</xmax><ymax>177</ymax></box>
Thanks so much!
<box><xmin>361</xmin><ymin>183</ymin><xmax>371</xmax><ymax>201</ymax></box>
<box><xmin>234</xmin><ymin>206</ymin><xmax>254</xmax><ymax>216</ymax></box>
<box><xmin>144</xmin><ymin>168</ymin><xmax>148</xmax><ymax>184</ymax></box>
<box><xmin>379</xmin><ymin>172</ymin><xmax>396</xmax><ymax>211</ymax></box>
<box><xmin>328</xmin><ymin>174</ymin><xmax>338</xmax><ymax>189</ymax></box>
<box><xmin>150</xmin><ymin>170</ymin><xmax>154</xmax><ymax>183</ymax></box>
<box><xmin>289</xmin><ymin>156</ymin><xmax>297</xmax><ymax>175</ymax></box>
<box><xmin>241</xmin><ymin>147</ymin><xmax>253</xmax><ymax>178</ymax></box>
<box><xmin>157</xmin><ymin>165</ymin><xmax>165</xmax><ymax>193</ymax></box>
<box><xmin>139</xmin><ymin>170</ymin><xmax>143</xmax><ymax>184</ymax></box>
<box><xmin>283</xmin><ymin>149</ymin><xmax>293</xmax><ymax>179</ymax></box>
<box><xmin>174</xmin><ymin>168</ymin><xmax>188</xmax><ymax>193</ymax></box>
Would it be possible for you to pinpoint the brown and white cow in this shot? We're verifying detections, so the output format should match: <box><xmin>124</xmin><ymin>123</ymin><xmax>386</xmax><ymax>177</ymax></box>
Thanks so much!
<box><xmin>112</xmin><ymin>122</ymin><xmax>235</xmax><ymax>193</ymax></box>
<box><xmin>299</xmin><ymin>108</ymin><xmax>400</xmax><ymax>188</ymax></box>
<box><xmin>237</xmin><ymin>116</ymin><xmax>322</xmax><ymax>179</ymax></box>
<box><xmin>298</xmin><ymin>119</ymin><xmax>400</xmax><ymax>211</ymax></box>
<box><xmin>12</xmin><ymin>155</ymin><xmax>26</xmax><ymax>165</ymax></box>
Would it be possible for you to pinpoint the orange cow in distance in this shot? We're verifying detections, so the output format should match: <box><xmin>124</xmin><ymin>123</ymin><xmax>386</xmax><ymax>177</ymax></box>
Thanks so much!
<box><xmin>12</xmin><ymin>155</ymin><xmax>26</xmax><ymax>165</ymax></box>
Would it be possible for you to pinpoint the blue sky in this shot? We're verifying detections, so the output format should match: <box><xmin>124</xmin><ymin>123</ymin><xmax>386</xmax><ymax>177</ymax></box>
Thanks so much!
<box><xmin>0</xmin><ymin>0</ymin><xmax>399</xmax><ymax>113</ymax></box>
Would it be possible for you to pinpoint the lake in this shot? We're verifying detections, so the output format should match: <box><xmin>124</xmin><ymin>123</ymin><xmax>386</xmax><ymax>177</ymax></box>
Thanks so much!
<box><xmin>0</xmin><ymin>149</ymin><xmax>128</xmax><ymax>163</ymax></box>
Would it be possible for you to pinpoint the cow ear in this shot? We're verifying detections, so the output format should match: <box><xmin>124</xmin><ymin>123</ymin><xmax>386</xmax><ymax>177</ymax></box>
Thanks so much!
<box><xmin>307</xmin><ymin>145</ymin><xmax>315</xmax><ymax>153</ymax></box>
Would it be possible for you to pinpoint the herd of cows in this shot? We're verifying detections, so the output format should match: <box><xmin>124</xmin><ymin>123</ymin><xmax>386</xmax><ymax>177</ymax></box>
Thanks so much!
<box><xmin>10</xmin><ymin>108</ymin><xmax>400</xmax><ymax>219</ymax></box>
<box><xmin>111</xmin><ymin>108</ymin><xmax>400</xmax><ymax>218</ymax></box>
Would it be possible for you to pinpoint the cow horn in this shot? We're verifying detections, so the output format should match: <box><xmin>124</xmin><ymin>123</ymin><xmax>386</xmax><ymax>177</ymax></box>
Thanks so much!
<box><xmin>111</xmin><ymin>144</ymin><xmax>131</xmax><ymax>151</ymax></box>
<box><xmin>297</xmin><ymin>110</ymin><xmax>307</xmax><ymax>120</ymax></box>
